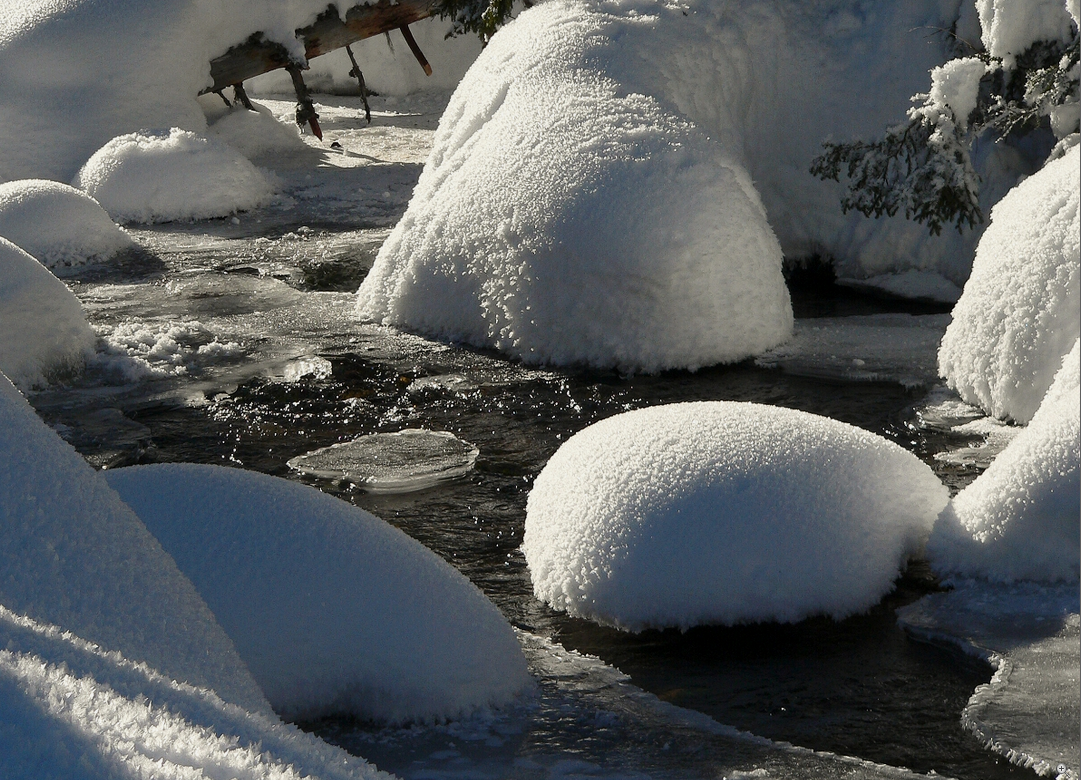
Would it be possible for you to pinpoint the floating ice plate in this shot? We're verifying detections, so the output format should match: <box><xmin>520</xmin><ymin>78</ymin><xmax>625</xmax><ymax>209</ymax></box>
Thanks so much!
<box><xmin>288</xmin><ymin>429</ymin><xmax>479</xmax><ymax>493</ymax></box>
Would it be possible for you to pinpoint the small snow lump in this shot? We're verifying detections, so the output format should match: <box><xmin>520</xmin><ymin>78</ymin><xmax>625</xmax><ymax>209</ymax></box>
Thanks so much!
<box><xmin>106</xmin><ymin>463</ymin><xmax>533</xmax><ymax>723</ymax></box>
<box><xmin>523</xmin><ymin>401</ymin><xmax>949</xmax><ymax>631</ymax></box>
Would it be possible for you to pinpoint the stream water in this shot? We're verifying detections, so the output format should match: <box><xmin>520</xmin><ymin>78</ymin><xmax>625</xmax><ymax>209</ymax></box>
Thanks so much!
<box><xmin>27</xmin><ymin>93</ymin><xmax>1032</xmax><ymax>780</ymax></box>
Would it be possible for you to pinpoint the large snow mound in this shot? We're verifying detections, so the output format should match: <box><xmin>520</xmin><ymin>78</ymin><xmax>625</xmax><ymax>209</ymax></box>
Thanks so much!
<box><xmin>105</xmin><ymin>463</ymin><xmax>532</xmax><ymax>723</ymax></box>
<box><xmin>0</xmin><ymin>0</ymin><xmax>372</xmax><ymax>183</ymax></box>
<box><xmin>522</xmin><ymin>401</ymin><xmax>949</xmax><ymax>631</ymax></box>
<box><xmin>74</xmin><ymin>128</ymin><xmax>278</xmax><ymax>224</ymax></box>
<box><xmin>0</xmin><ymin>372</ymin><xmax>269</xmax><ymax>713</ymax></box>
<box><xmin>928</xmin><ymin>340</ymin><xmax>1080</xmax><ymax>583</ymax></box>
<box><xmin>358</xmin><ymin>0</ymin><xmax>794</xmax><ymax>372</ymax></box>
<box><xmin>0</xmin><ymin>606</ymin><xmax>392</xmax><ymax>780</ymax></box>
<box><xmin>0</xmin><ymin>237</ymin><xmax>97</xmax><ymax>389</ymax></box>
<box><xmin>204</xmin><ymin>100</ymin><xmax>309</xmax><ymax>160</ymax></box>
<box><xmin>939</xmin><ymin>145</ymin><xmax>1080</xmax><ymax>423</ymax></box>
<box><xmin>0</xmin><ymin>179</ymin><xmax>132</xmax><ymax>275</ymax></box>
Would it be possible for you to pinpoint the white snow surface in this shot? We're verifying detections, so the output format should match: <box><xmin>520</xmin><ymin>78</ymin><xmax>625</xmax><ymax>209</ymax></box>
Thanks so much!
<box><xmin>0</xmin><ymin>372</ymin><xmax>269</xmax><ymax>713</ymax></box>
<box><xmin>204</xmin><ymin>100</ymin><xmax>309</xmax><ymax>160</ymax></box>
<box><xmin>0</xmin><ymin>237</ymin><xmax>97</xmax><ymax>390</ymax></box>
<box><xmin>0</xmin><ymin>0</ymin><xmax>366</xmax><ymax>183</ymax></box>
<box><xmin>522</xmin><ymin>401</ymin><xmax>949</xmax><ymax>631</ymax></box>
<box><xmin>74</xmin><ymin>128</ymin><xmax>278</xmax><ymax>224</ymax></box>
<box><xmin>927</xmin><ymin>57</ymin><xmax>987</xmax><ymax>132</ymax></box>
<box><xmin>358</xmin><ymin>0</ymin><xmax>795</xmax><ymax>372</ymax></box>
<box><xmin>0</xmin><ymin>606</ymin><xmax>393</xmax><ymax>780</ymax></box>
<box><xmin>938</xmin><ymin>145</ymin><xmax>1080</xmax><ymax>423</ymax></box>
<box><xmin>105</xmin><ymin>463</ymin><xmax>533</xmax><ymax>723</ymax></box>
<box><xmin>836</xmin><ymin>270</ymin><xmax>963</xmax><ymax>304</ymax></box>
<box><xmin>928</xmin><ymin>339</ymin><xmax>1080</xmax><ymax>584</ymax></box>
<box><xmin>0</xmin><ymin>179</ymin><xmax>133</xmax><ymax>275</ymax></box>
<box><xmin>976</xmin><ymin>0</ymin><xmax>1078</xmax><ymax>64</ymax></box>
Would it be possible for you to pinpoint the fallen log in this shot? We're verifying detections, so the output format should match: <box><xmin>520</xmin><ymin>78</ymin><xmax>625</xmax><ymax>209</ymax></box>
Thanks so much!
<box><xmin>204</xmin><ymin>0</ymin><xmax>438</xmax><ymax>94</ymax></box>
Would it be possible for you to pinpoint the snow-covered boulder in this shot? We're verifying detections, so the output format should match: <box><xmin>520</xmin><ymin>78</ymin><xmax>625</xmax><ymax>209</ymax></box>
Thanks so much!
<box><xmin>0</xmin><ymin>372</ymin><xmax>268</xmax><ymax>712</ymax></box>
<box><xmin>358</xmin><ymin>0</ymin><xmax>794</xmax><ymax>372</ymax></box>
<box><xmin>0</xmin><ymin>180</ymin><xmax>132</xmax><ymax>275</ymax></box>
<box><xmin>105</xmin><ymin>463</ymin><xmax>532</xmax><ymax>723</ymax></box>
<box><xmin>0</xmin><ymin>606</ymin><xmax>392</xmax><ymax>780</ymax></box>
<box><xmin>522</xmin><ymin>401</ymin><xmax>948</xmax><ymax>631</ymax></box>
<box><xmin>73</xmin><ymin>128</ymin><xmax>277</xmax><ymax>224</ymax></box>
<box><xmin>938</xmin><ymin>145</ymin><xmax>1080</xmax><ymax>423</ymax></box>
<box><xmin>0</xmin><ymin>237</ymin><xmax>97</xmax><ymax>389</ymax></box>
<box><xmin>928</xmin><ymin>340</ymin><xmax>1080</xmax><ymax>583</ymax></box>
<box><xmin>204</xmin><ymin>102</ymin><xmax>308</xmax><ymax>161</ymax></box>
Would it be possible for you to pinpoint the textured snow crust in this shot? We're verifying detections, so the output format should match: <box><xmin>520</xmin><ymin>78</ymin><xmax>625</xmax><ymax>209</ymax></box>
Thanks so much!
<box><xmin>523</xmin><ymin>401</ymin><xmax>949</xmax><ymax>631</ymax></box>
<box><xmin>0</xmin><ymin>237</ymin><xmax>97</xmax><ymax>390</ymax></box>
<box><xmin>0</xmin><ymin>606</ymin><xmax>393</xmax><ymax>780</ymax></box>
<box><xmin>74</xmin><ymin>128</ymin><xmax>278</xmax><ymax>224</ymax></box>
<box><xmin>938</xmin><ymin>145</ymin><xmax>1080</xmax><ymax>424</ymax></box>
<box><xmin>0</xmin><ymin>372</ymin><xmax>269</xmax><ymax>713</ymax></box>
<box><xmin>106</xmin><ymin>463</ymin><xmax>532</xmax><ymax>723</ymax></box>
<box><xmin>928</xmin><ymin>339</ymin><xmax>1080</xmax><ymax>584</ymax></box>
<box><xmin>0</xmin><ymin>180</ymin><xmax>133</xmax><ymax>275</ymax></box>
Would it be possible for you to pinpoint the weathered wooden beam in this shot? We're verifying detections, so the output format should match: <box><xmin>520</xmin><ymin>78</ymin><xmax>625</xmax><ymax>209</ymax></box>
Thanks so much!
<box><xmin>205</xmin><ymin>0</ymin><xmax>437</xmax><ymax>94</ymax></box>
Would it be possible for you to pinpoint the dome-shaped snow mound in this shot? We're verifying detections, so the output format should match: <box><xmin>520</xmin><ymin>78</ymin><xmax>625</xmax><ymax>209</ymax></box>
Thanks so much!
<box><xmin>938</xmin><ymin>145</ymin><xmax>1080</xmax><ymax>423</ymax></box>
<box><xmin>523</xmin><ymin>402</ymin><xmax>949</xmax><ymax>631</ymax></box>
<box><xmin>928</xmin><ymin>340</ymin><xmax>1080</xmax><ymax>583</ymax></box>
<box><xmin>105</xmin><ymin>463</ymin><xmax>532</xmax><ymax>723</ymax></box>
<box><xmin>0</xmin><ymin>180</ymin><xmax>132</xmax><ymax>275</ymax></box>
<box><xmin>73</xmin><ymin>128</ymin><xmax>276</xmax><ymax>224</ymax></box>
<box><xmin>357</xmin><ymin>0</ymin><xmax>792</xmax><ymax>372</ymax></box>
<box><xmin>0</xmin><ymin>237</ymin><xmax>97</xmax><ymax>390</ymax></box>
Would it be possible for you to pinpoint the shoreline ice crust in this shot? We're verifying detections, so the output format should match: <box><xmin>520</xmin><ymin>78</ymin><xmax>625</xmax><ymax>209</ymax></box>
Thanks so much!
<box><xmin>523</xmin><ymin>401</ymin><xmax>948</xmax><ymax>631</ymax></box>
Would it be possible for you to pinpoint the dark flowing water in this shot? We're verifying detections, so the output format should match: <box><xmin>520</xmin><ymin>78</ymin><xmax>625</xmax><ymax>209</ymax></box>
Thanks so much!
<box><xmin>28</xmin><ymin>215</ymin><xmax>1030</xmax><ymax>779</ymax></box>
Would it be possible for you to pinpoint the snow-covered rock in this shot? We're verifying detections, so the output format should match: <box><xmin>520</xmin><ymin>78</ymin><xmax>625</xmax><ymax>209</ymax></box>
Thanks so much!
<box><xmin>0</xmin><ymin>180</ymin><xmax>133</xmax><ymax>275</ymax></box>
<box><xmin>204</xmin><ymin>101</ymin><xmax>309</xmax><ymax>160</ymax></box>
<box><xmin>522</xmin><ymin>401</ymin><xmax>948</xmax><ymax>631</ymax></box>
<box><xmin>105</xmin><ymin>463</ymin><xmax>533</xmax><ymax>723</ymax></box>
<box><xmin>74</xmin><ymin>128</ymin><xmax>277</xmax><ymax>224</ymax></box>
<box><xmin>0</xmin><ymin>371</ymin><xmax>269</xmax><ymax>712</ymax></box>
<box><xmin>938</xmin><ymin>145</ymin><xmax>1080</xmax><ymax>423</ymax></box>
<box><xmin>358</xmin><ymin>0</ymin><xmax>794</xmax><ymax>372</ymax></box>
<box><xmin>0</xmin><ymin>606</ymin><xmax>392</xmax><ymax>780</ymax></box>
<box><xmin>928</xmin><ymin>340</ymin><xmax>1080</xmax><ymax>583</ymax></box>
<box><xmin>0</xmin><ymin>237</ymin><xmax>97</xmax><ymax>389</ymax></box>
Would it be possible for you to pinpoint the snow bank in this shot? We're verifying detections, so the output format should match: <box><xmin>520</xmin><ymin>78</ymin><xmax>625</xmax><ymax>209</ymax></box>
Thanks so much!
<box><xmin>358</xmin><ymin>0</ymin><xmax>794</xmax><ymax>372</ymax></box>
<box><xmin>105</xmin><ymin>463</ymin><xmax>532</xmax><ymax>723</ymax></box>
<box><xmin>928</xmin><ymin>340</ymin><xmax>1080</xmax><ymax>583</ymax></box>
<box><xmin>0</xmin><ymin>0</ymin><xmax>379</xmax><ymax>183</ymax></box>
<box><xmin>938</xmin><ymin>145</ymin><xmax>1080</xmax><ymax>423</ymax></box>
<box><xmin>0</xmin><ymin>237</ymin><xmax>97</xmax><ymax>389</ymax></box>
<box><xmin>0</xmin><ymin>372</ymin><xmax>268</xmax><ymax>712</ymax></box>
<box><xmin>74</xmin><ymin>128</ymin><xmax>278</xmax><ymax>224</ymax></box>
<box><xmin>0</xmin><ymin>180</ymin><xmax>132</xmax><ymax>275</ymax></box>
<box><xmin>0</xmin><ymin>606</ymin><xmax>392</xmax><ymax>780</ymax></box>
<box><xmin>522</xmin><ymin>402</ymin><xmax>948</xmax><ymax>631</ymax></box>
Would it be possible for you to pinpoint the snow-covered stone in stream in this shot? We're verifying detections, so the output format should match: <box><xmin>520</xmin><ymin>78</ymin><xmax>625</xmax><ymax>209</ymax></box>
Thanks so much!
<box><xmin>358</xmin><ymin>0</ymin><xmax>794</xmax><ymax>372</ymax></box>
<box><xmin>0</xmin><ymin>180</ymin><xmax>133</xmax><ymax>275</ymax></box>
<box><xmin>105</xmin><ymin>463</ymin><xmax>532</xmax><ymax>723</ymax></box>
<box><xmin>74</xmin><ymin>128</ymin><xmax>277</xmax><ymax>224</ymax></box>
<box><xmin>0</xmin><ymin>371</ymin><xmax>269</xmax><ymax>713</ymax></box>
<box><xmin>938</xmin><ymin>145</ymin><xmax>1080</xmax><ymax>424</ymax></box>
<box><xmin>0</xmin><ymin>606</ymin><xmax>392</xmax><ymax>780</ymax></box>
<box><xmin>204</xmin><ymin>100</ymin><xmax>309</xmax><ymax>160</ymax></box>
<box><xmin>0</xmin><ymin>237</ymin><xmax>97</xmax><ymax>390</ymax></box>
<box><xmin>288</xmin><ymin>429</ymin><xmax>479</xmax><ymax>493</ymax></box>
<box><xmin>523</xmin><ymin>401</ymin><xmax>948</xmax><ymax>631</ymax></box>
<box><xmin>928</xmin><ymin>340</ymin><xmax>1080</xmax><ymax>583</ymax></box>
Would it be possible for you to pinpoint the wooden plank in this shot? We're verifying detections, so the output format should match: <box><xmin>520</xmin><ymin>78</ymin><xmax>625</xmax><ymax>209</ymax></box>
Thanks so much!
<box><xmin>205</xmin><ymin>0</ymin><xmax>437</xmax><ymax>93</ymax></box>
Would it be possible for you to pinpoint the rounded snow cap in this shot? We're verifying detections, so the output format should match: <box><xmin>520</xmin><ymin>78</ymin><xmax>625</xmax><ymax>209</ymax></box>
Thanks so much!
<box><xmin>523</xmin><ymin>401</ymin><xmax>948</xmax><ymax>631</ymax></box>
<box><xmin>0</xmin><ymin>179</ymin><xmax>132</xmax><ymax>275</ymax></box>
<box><xmin>73</xmin><ymin>128</ymin><xmax>276</xmax><ymax>224</ymax></box>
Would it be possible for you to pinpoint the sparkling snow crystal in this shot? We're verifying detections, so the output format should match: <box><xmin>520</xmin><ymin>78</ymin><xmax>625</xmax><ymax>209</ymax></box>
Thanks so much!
<box><xmin>0</xmin><ymin>237</ymin><xmax>97</xmax><ymax>390</ymax></box>
<box><xmin>929</xmin><ymin>340</ymin><xmax>1080</xmax><ymax>583</ymax></box>
<box><xmin>522</xmin><ymin>402</ymin><xmax>948</xmax><ymax>631</ymax></box>
<box><xmin>0</xmin><ymin>180</ymin><xmax>133</xmax><ymax>275</ymax></box>
<box><xmin>938</xmin><ymin>145</ymin><xmax>1080</xmax><ymax>423</ymax></box>
<box><xmin>106</xmin><ymin>463</ymin><xmax>532</xmax><ymax>723</ymax></box>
